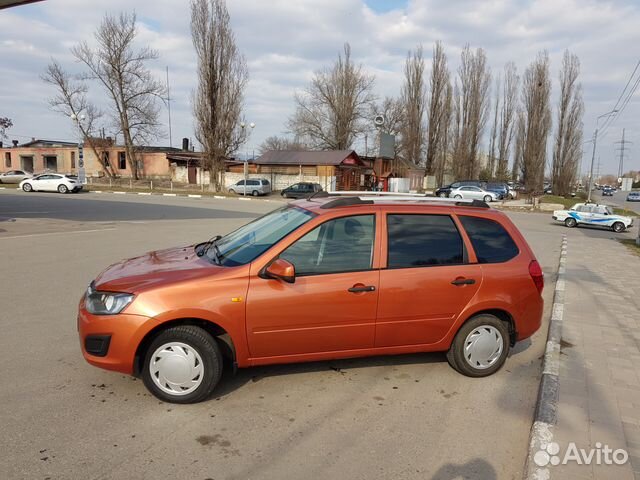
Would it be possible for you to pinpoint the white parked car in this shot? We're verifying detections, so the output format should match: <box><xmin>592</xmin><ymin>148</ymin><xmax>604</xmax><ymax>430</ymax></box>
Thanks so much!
<box><xmin>552</xmin><ymin>203</ymin><xmax>633</xmax><ymax>233</ymax></box>
<box><xmin>20</xmin><ymin>173</ymin><xmax>83</xmax><ymax>194</ymax></box>
<box><xmin>449</xmin><ymin>186</ymin><xmax>499</xmax><ymax>203</ymax></box>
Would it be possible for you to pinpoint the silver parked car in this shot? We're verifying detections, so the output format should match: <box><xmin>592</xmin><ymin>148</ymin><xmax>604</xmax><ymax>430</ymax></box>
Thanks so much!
<box><xmin>228</xmin><ymin>179</ymin><xmax>271</xmax><ymax>196</ymax></box>
<box><xmin>449</xmin><ymin>185</ymin><xmax>499</xmax><ymax>202</ymax></box>
<box><xmin>0</xmin><ymin>170</ymin><xmax>32</xmax><ymax>184</ymax></box>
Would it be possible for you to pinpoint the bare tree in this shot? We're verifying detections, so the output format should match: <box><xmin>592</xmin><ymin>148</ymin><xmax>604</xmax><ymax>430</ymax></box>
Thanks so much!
<box><xmin>0</xmin><ymin>117</ymin><xmax>12</xmax><ymax>140</ymax></box>
<box><xmin>486</xmin><ymin>74</ymin><xmax>501</xmax><ymax>179</ymax></box>
<box><xmin>399</xmin><ymin>45</ymin><xmax>427</xmax><ymax>165</ymax></box>
<box><xmin>495</xmin><ymin>62</ymin><xmax>519</xmax><ymax>180</ymax></box>
<box><xmin>425</xmin><ymin>41</ymin><xmax>451</xmax><ymax>176</ymax></box>
<box><xmin>72</xmin><ymin>12</ymin><xmax>166</xmax><ymax>180</ymax></box>
<box><xmin>520</xmin><ymin>51</ymin><xmax>552</xmax><ymax>191</ymax></box>
<box><xmin>552</xmin><ymin>50</ymin><xmax>584</xmax><ymax>196</ymax></box>
<box><xmin>42</xmin><ymin>60</ymin><xmax>115</xmax><ymax>177</ymax></box>
<box><xmin>451</xmin><ymin>45</ymin><xmax>491</xmax><ymax>179</ymax></box>
<box><xmin>259</xmin><ymin>135</ymin><xmax>307</xmax><ymax>154</ymax></box>
<box><xmin>512</xmin><ymin>110</ymin><xmax>526</xmax><ymax>182</ymax></box>
<box><xmin>191</xmin><ymin>0</ymin><xmax>248</xmax><ymax>191</ymax></box>
<box><xmin>288</xmin><ymin>43</ymin><xmax>376</xmax><ymax>150</ymax></box>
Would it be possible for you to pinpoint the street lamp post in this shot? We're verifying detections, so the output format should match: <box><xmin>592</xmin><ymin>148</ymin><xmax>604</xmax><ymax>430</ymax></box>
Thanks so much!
<box><xmin>70</xmin><ymin>113</ymin><xmax>86</xmax><ymax>184</ymax></box>
<box><xmin>586</xmin><ymin>109</ymin><xmax>617</xmax><ymax>203</ymax></box>
<box><xmin>240</xmin><ymin>121</ymin><xmax>255</xmax><ymax>195</ymax></box>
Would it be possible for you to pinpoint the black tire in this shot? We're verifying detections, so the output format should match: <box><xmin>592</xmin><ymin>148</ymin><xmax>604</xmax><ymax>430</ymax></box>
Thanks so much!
<box><xmin>228</xmin><ymin>189</ymin><xmax>235</xmax><ymax>195</ymax></box>
<box><xmin>564</xmin><ymin>217</ymin><xmax>577</xmax><ymax>228</ymax></box>
<box><xmin>446</xmin><ymin>314</ymin><xmax>510</xmax><ymax>377</ymax></box>
<box><xmin>438</xmin><ymin>192</ymin><xmax>447</xmax><ymax>198</ymax></box>
<box><xmin>483</xmin><ymin>195</ymin><xmax>492</xmax><ymax>203</ymax></box>
<box><xmin>22</xmin><ymin>183</ymin><xmax>32</xmax><ymax>192</ymax></box>
<box><xmin>612</xmin><ymin>222</ymin><xmax>625</xmax><ymax>233</ymax></box>
<box><xmin>58</xmin><ymin>184</ymin><xmax>68</xmax><ymax>194</ymax></box>
<box><xmin>252</xmin><ymin>190</ymin><xmax>259</xmax><ymax>197</ymax></box>
<box><xmin>142</xmin><ymin>325</ymin><xmax>223</xmax><ymax>404</ymax></box>
<box><xmin>453</xmin><ymin>194</ymin><xmax>463</xmax><ymax>199</ymax></box>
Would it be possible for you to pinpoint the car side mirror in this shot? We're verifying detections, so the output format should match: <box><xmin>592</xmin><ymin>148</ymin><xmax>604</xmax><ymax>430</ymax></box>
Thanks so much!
<box><xmin>261</xmin><ymin>258</ymin><xmax>295</xmax><ymax>283</ymax></box>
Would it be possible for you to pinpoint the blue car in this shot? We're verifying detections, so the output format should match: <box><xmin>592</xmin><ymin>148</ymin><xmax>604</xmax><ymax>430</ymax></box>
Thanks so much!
<box><xmin>484</xmin><ymin>182</ymin><xmax>509</xmax><ymax>200</ymax></box>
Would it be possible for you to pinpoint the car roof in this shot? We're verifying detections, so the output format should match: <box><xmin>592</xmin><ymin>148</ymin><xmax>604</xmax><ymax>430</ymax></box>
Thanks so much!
<box><xmin>291</xmin><ymin>193</ymin><xmax>501</xmax><ymax>217</ymax></box>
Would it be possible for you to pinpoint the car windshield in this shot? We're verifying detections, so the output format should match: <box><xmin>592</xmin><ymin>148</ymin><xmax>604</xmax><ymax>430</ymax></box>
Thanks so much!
<box><xmin>206</xmin><ymin>206</ymin><xmax>315</xmax><ymax>266</ymax></box>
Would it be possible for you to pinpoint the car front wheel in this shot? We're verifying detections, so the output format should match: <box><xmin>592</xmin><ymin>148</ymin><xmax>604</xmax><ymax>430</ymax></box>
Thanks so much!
<box><xmin>564</xmin><ymin>217</ymin><xmax>577</xmax><ymax>228</ymax></box>
<box><xmin>447</xmin><ymin>314</ymin><xmax>510</xmax><ymax>377</ymax></box>
<box><xmin>453</xmin><ymin>194</ymin><xmax>463</xmax><ymax>199</ymax></box>
<box><xmin>612</xmin><ymin>222</ymin><xmax>625</xmax><ymax>233</ymax></box>
<box><xmin>142</xmin><ymin>325</ymin><xmax>223</xmax><ymax>404</ymax></box>
<box><xmin>22</xmin><ymin>183</ymin><xmax>33</xmax><ymax>192</ymax></box>
<box><xmin>483</xmin><ymin>195</ymin><xmax>492</xmax><ymax>203</ymax></box>
<box><xmin>252</xmin><ymin>190</ymin><xmax>259</xmax><ymax>197</ymax></box>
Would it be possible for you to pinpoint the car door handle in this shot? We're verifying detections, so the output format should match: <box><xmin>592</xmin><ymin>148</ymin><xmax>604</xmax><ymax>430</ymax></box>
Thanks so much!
<box><xmin>451</xmin><ymin>278</ymin><xmax>476</xmax><ymax>286</ymax></box>
<box><xmin>348</xmin><ymin>285</ymin><xmax>376</xmax><ymax>293</ymax></box>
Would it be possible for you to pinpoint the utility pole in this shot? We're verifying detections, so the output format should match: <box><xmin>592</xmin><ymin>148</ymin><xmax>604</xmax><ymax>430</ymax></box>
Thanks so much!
<box><xmin>614</xmin><ymin>128</ymin><xmax>632</xmax><ymax>182</ymax></box>
<box><xmin>166</xmin><ymin>66</ymin><xmax>173</xmax><ymax>148</ymax></box>
<box><xmin>587</xmin><ymin>109</ymin><xmax>618</xmax><ymax>203</ymax></box>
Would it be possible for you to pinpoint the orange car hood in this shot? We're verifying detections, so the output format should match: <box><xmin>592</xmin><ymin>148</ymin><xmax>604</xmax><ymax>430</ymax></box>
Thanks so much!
<box><xmin>94</xmin><ymin>246</ymin><xmax>220</xmax><ymax>293</ymax></box>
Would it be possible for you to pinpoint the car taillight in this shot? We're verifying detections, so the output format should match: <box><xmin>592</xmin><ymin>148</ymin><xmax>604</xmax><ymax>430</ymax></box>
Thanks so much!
<box><xmin>529</xmin><ymin>260</ymin><xmax>544</xmax><ymax>294</ymax></box>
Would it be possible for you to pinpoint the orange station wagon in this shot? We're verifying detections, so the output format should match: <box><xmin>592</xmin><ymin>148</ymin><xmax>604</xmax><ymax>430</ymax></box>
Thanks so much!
<box><xmin>78</xmin><ymin>193</ymin><xmax>544</xmax><ymax>403</ymax></box>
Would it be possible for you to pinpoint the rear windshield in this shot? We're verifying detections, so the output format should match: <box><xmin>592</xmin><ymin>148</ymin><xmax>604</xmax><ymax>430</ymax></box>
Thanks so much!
<box><xmin>459</xmin><ymin>216</ymin><xmax>519</xmax><ymax>263</ymax></box>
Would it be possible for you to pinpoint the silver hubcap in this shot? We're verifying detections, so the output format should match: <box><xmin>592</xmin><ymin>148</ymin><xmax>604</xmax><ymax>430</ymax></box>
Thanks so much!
<box><xmin>150</xmin><ymin>342</ymin><xmax>204</xmax><ymax>396</ymax></box>
<box><xmin>463</xmin><ymin>326</ymin><xmax>504</xmax><ymax>370</ymax></box>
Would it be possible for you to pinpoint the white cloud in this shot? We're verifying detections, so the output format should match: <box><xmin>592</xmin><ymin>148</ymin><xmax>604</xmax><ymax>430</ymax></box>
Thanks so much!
<box><xmin>0</xmin><ymin>0</ymin><xmax>639</xmax><ymax>174</ymax></box>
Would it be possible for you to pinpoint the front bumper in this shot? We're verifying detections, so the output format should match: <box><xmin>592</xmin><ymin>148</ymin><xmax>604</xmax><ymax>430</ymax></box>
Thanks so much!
<box><xmin>78</xmin><ymin>306</ymin><xmax>155</xmax><ymax>374</ymax></box>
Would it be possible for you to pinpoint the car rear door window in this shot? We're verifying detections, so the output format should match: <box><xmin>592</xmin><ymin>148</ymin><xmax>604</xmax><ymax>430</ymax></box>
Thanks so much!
<box><xmin>280</xmin><ymin>214</ymin><xmax>375</xmax><ymax>275</ymax></box>
<box><xmin>459</xmin><ymin>216</ymin><xmax>519</xmax><ymax>263</ymax></box>
<box><xmin>386</xmin><ymin>214</ymin><xmax>464</xmax><ymax>268</ymax></box>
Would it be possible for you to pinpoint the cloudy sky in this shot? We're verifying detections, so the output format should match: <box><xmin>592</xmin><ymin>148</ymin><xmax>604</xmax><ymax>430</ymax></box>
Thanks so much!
<box><xmin>1</xmin><ymin>0</ymin><xmax>639</xmax><ymax>176</ymax></box>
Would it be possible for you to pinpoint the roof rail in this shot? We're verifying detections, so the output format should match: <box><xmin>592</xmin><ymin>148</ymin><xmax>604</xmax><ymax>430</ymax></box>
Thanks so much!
<box><xmin>322</xmin><ymin>191</ymin><xmax>489</xmax><ymax>208</ymax></box>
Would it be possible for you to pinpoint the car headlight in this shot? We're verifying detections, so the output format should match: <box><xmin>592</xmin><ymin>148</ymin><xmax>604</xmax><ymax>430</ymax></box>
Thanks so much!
<box><xmin>85</xmin><ymin>285</ymin><xmax>134</xmax><ymax>315</ymax></box>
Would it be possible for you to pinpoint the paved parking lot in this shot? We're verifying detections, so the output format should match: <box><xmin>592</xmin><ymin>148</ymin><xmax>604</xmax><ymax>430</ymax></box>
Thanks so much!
<box><xmin>1</xmin><ymin>190</ymin><xmax>633</xmax><ymax>480</ymax></box>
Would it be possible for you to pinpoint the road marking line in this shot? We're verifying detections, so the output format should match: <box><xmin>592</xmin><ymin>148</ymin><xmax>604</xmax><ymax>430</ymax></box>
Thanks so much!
<box><xmin>0</xmin><ymin>228</ymin><xmax>117</xmax><ymax>240</ymax></box>
<box><xmin>113</xmin><ymin>191</ymin><xmax>126</xmax><ymax>194</ymax></box>
<box><xmin>163</xmin><ymin>193</ymin><xmax>177</xmax><ymax>197</ymax></box>
<box><xmin>138</xmin><ymin>192</ymin><xmax>152</xmax><ymax>195</ymax></box>
<box><xmin>93</xmin><ymin>190</ymin><xmax>103</xmax><ymax>193</ymax></box>
<box><xmin>213</xmin><ymin>195</ymin><xmax>226</xmax><ymax>199</ymax></box>
<box><xmin>238</xmin><ymin>197</ymin><xmax>251</xmax><ymax>201</ymax></box>
<box><xmin>188</xmin><ymin>194</ymin><xmax>202</xmax><ymax>198</ymax></box>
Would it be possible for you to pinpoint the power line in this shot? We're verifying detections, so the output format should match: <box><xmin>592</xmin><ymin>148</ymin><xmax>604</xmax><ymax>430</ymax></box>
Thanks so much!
<box><xmin>600</xmin><ymin>60</ymin><xmax>640</xmax><ymax>136</ymax></box>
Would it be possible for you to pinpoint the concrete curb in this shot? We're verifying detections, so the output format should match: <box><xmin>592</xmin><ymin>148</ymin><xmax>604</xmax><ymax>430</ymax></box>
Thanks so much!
<box><xmin>523</xmin><ymin>234</ymin><xmax>567</xmax><ymax>480</ymax></box>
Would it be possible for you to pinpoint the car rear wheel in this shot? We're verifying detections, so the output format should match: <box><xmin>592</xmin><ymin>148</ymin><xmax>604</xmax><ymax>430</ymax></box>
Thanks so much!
<box><xmin>447</xmin><ymin>314</ymin><xmax>510</xmax><ymax>377</ymax></box>
<box><xmin>22</xmin><ymin>183</ymin><xmax>32</xmax><ymax>192</ymax></box>
<box><xmin>483</xmin><ymin>195</ymin><xmax>492</xmax><ymax>203</ymax></box>
<box><xmin>439</xmin><ymin>192</ymin><xmax>447</xmax><ymax>198</ymax></box>
<box><xmin>142</xmin><ymin>325</ymin><xmax>223</xmax><ymax>404</ymax></box>
<box><xmin>612</xmin><ymin>222</ymin><xmax>625</xmax><ymax>233</ymax></box>
<box><xmin>58</xmin><ymin>184</ymin><xmax>68</xmax><ymax>194</ymax></box>
<box><xmin>252</xmin><ymin>190</ymin><xmax>259</xmax><ymax>197</ymax></box>
<box><xmin>564</xmin><ymin>217</ymin><xmax>577</xmax><ymax>228</ymax></box>
<box><xmin>453</xmin><ymin>194</ymin><xmax>462</xmax><ymax>199</ymax></box>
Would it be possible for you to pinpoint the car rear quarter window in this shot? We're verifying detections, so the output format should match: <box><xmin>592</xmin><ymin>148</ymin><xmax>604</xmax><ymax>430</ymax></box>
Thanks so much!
<box><xmin>459</xmin><ymin>216</ymin><xmax>519</xmax><ymax>264</ymax></box>
<box><xmin>387</xmin><ymin>214</ymin><xmax>464</xmax><ymax>268</ymax></box>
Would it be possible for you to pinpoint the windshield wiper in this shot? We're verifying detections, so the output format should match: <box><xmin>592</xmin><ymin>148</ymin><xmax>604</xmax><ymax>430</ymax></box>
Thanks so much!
<box><xmin>196</xmin><ymin>235</ymin><xmax>222</xmax><ymax>263</ymax></box>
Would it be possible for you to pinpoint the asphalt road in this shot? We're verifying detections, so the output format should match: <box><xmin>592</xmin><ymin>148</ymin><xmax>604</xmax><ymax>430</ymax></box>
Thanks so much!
<box><xmin>1</xmin><ymin>190</ymin><xmax>631</xmax><ymax>480</ymax></box>
<box><xmin>603</xmin><ymin>189</ymin><xmax>640</xmax><ymax>215</ymax></box>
